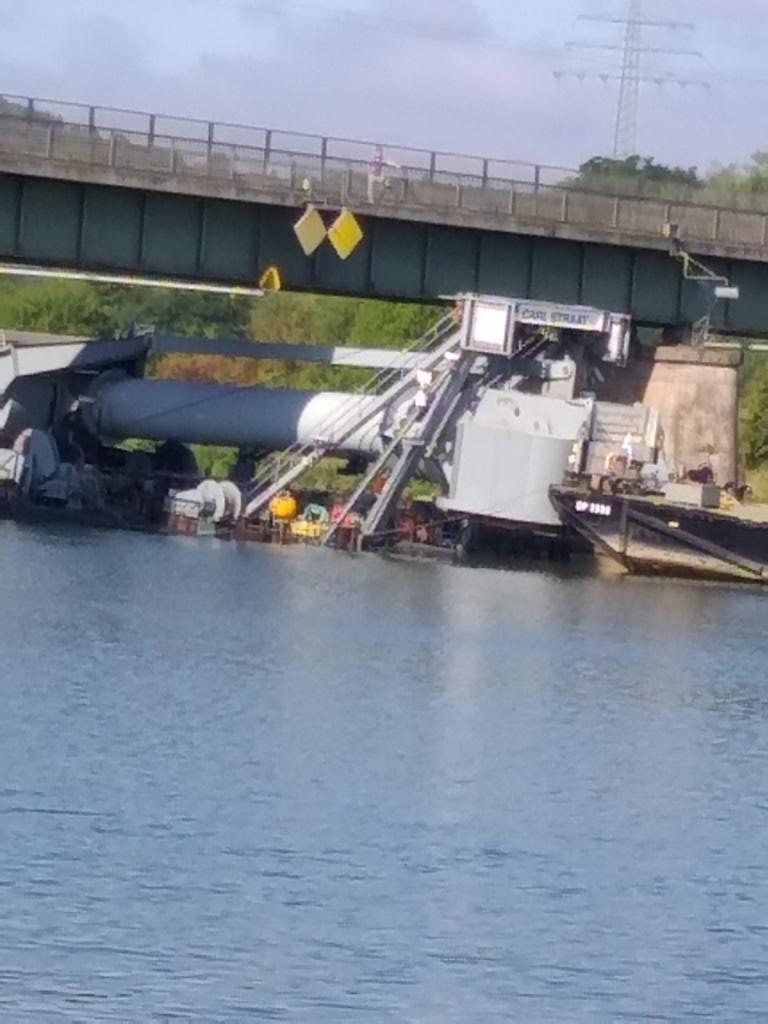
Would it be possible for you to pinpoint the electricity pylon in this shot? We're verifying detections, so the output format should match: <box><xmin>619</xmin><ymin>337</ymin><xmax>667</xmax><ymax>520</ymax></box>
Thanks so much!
<box><xmin>557</xmin><ymin>0</ymin><xmax>708</xmax><ymax>158</ymax></box>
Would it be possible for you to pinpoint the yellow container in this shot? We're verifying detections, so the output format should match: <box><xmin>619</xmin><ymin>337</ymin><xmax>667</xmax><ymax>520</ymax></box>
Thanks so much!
<box><xmin>270</xmin><ymin>493</ymin><xmax>299</xmax><ymax>521</ymax></box>
<box><xmin>290</xmin><ymin>519</ymin><xmax>326</xmax><ymax>540</ymax></box>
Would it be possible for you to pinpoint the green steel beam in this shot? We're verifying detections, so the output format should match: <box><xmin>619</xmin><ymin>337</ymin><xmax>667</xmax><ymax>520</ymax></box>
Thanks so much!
<box><xmin>0</xmin><ymin>171</ymin><xmax>765</xmax><ymax>334</ymax></box>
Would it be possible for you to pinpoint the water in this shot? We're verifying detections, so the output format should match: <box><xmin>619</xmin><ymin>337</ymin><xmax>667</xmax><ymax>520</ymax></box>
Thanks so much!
<box><xmin>2</xmin><ymin>522</ymin><xmax>768</xmax><ymax>1021</ymax></box>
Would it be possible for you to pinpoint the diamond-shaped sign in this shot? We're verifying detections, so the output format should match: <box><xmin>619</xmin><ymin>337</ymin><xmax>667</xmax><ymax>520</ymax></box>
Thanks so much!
<box><xmin>328</xmin><ymin>208</ymin><xmax>364</xmax><ymax>260</ymax></box>
<box><xmin>293</xmin><ymin>205</ymin><xmax>327</xmax><ymax>256</ymax></box>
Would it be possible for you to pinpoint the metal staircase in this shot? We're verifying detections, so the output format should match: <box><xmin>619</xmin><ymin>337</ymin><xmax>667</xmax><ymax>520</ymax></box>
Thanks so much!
<box><xmin>321</xmin><ymin>345</ymin><xmax>474</xmax><ymax>546</ymax></box>
<box><xmin>243</xmin><ymin>310</ymin><xmax>461</xmax><ymax>520</ymax></box>
<box><xmin>584</xmin><ymin>402</ymin><xmax>659</xmax><ymax>474</ymax></box>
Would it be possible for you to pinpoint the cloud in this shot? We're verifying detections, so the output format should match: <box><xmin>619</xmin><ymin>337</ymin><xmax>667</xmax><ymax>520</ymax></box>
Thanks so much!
<box><xmin>4</xmin><ymin>0</ymin><xmax>576</xmax><ymax>159</ymax></box>
<box><xmin>678</xmin><ymin>0</ymin><xmax>768</xmax><ymax>14</ymax></box>
<box><xmin>2</xmin><ymin>0</ymin><xmax>765</xmax><ymax>170</ymax></box>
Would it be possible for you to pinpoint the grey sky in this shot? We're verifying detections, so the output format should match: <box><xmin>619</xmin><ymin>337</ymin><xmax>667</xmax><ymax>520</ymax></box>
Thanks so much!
<box><xmin>3</xmin><ymin>0</ymin><xmax>768</xmax><ymax>171</ymax></box>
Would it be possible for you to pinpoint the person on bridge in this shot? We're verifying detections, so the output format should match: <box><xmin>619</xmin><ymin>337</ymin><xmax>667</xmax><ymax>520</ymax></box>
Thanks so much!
<box><xmin>368</xmin><ymin>145</ymin><xmax>400</xmax><ymax>202</ymax></box>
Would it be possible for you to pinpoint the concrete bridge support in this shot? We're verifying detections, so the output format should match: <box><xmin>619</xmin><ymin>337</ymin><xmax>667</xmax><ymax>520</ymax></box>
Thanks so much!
<box><xmin>644</xmin><ymin>348</ymin><xmax>741</xmax><ymax>486</ymax></box>
<box><xmin>596</xmin><ymin>346</ymin><xmax>742</xmax><ymax>485</ymax></box>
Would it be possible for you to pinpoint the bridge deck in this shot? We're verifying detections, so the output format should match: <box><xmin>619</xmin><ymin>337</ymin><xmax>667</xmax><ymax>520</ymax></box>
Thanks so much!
<box><xmin>0</xmin><ymin>96</ymin><xmax>765</xmax><ymax>261</ymax></box>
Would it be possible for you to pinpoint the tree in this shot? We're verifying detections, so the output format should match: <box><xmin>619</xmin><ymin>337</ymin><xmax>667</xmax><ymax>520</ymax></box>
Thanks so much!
<box><xmin>740</xmin><ymin>358</ymin><xmax>768</xmax><ymax>468</ymax></box>
<box><xmin>249</xmin><ymin>293</ymin><xmax>358</xmax><ymax>344</ymax></box>
<box><xmin>94</xmin><ymin>284</ymin><xmax>252</xmax><ymax>338</ymax></box>
<box><xmin>348</xmin><ymin>300</ymin><xmax>442</xmax><ymax>348</ymax></box>
<box><xmin>0</xmin><ymin>279</ymin><xmax>253</xmax><ymax>338</ymax></box>
<box><xmin>705</xmin><ymin>153</ymin><xmax>768</xmax><ymax>201</ymax></box>
<box><xmin>0</xmin><ymin>280</ymin><xmax>115</xmax><ymax>335</ymax></box>
<box><xmin>574</xmin><ymin>155</ymin><xmax>700</xmax><ymax>189</ymax></box>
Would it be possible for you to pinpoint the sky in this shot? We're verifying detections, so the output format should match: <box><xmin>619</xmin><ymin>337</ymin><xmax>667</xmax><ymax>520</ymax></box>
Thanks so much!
<box><xmin>2</xmin><ymin>0</ymin><xmax>768</xmax><ymax>173</ymax></box>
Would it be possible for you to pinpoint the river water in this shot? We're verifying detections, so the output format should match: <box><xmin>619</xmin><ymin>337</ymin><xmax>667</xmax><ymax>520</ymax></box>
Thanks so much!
<box><xmin>2</xmin><ymin>522</ymin><xmax>768</xmax><ymax>1021</ymax></box>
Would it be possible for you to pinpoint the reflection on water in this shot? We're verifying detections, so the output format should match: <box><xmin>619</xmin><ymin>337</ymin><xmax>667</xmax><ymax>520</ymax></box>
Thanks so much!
<box><xmin>1</xmin><ymin>521</ymin><xmax>768</xmax><ymax>1021</ymax></box>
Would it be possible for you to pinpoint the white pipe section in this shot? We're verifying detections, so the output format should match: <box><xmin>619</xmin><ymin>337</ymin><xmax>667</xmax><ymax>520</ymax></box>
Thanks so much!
<box><xmin>90</xmin><ymin>378</ymin><xmax>387</xmax><ymax>455</ymax></box>
<box><xmin>151</xmin><ymin>334</ymin><xmax>428</xmax><ymax>370</ymax></box>
<box><xmin>0</xmin><ymin>263</ymin><xmax>264</xmax><ymax>297</ymax></box>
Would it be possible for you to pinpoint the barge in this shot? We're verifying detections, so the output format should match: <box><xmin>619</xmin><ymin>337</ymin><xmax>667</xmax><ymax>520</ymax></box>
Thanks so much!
<box><xmin>0</xmin><ymin>291</ymin><xmax>756</xmax><ymax>585</ymax></box>
<box><xmin>5</xmin><ymin>441</ymin><xmax>768</xmax><ymax>585</ymax></box>
<box><xmin>551</xmin><ymin>482</ymin><xmax>768</xmax><ymax>585</ymax></box>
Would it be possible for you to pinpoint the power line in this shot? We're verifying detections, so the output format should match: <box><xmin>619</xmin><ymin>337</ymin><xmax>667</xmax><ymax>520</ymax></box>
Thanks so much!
<box><xmin>9</xmin><ymin>0</ymin><xmax>559</xmax><ymax>56</ymax></box>
<box><xmin>557</xmin><ymin>0</ymin><xmax>710</xmax><ymax>158</ymax></box>
<box><xmin>557</xmin><ymin>71</ymin><xmax>709</xmax><ymax>87</ymax></box>
<box><xmin>180</xmin><ymin>0</ymin><xmax>557</xmax><ymax>54</ymax></box>
<box><xmin>565</xmin><ymin>42</ymin><xmax>701</xmax><ymax>57</ymax></box>
<box><xmin>579</xmin><ymin>13</ymin><xmax>694</xmax><ymax>30</ymax></box>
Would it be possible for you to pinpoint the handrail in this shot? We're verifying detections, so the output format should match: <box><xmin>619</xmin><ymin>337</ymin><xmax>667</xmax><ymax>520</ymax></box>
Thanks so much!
<box><xmin>0</xmin><ymin>91</ymin><xmax>563</xmax><ymax>184</ymax></box>
<box><xmin>3</xmin><ymin>90</ymin><xmax>759</xmax><ymax>208</ymax></box>
<box><xmin>0</xmin><ymin>92</ymin><xmax>767</xmax><ymax>249</ymax></box>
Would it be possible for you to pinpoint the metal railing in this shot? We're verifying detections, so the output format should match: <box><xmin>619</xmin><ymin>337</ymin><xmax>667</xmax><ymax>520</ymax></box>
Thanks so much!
<box><xmin>0</xmin><ymin>93</ymin><xmax>572</xmax><ymax>187</ymax></box>
<box><xmin>0</xmin><ymin>92</ymin><xmax>767</xmax><ymax>253</ymax></box>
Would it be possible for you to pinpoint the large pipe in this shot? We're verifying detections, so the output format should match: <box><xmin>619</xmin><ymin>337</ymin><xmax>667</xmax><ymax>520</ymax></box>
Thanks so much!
<box><xmin>88</xmin><ymin>377</ymin><xmax>388</xmax><ymax>455</ymax></box>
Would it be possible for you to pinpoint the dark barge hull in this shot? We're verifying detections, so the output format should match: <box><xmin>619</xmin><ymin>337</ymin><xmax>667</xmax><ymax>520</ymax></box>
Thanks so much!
<box><xmin>0</xmin><ymin>492</ymin><xmax>156</xmax><ymax>534</ymax></box>
<box><xmin>550</xmin><ymin>486</ymin><xmax>768</xmax><ymax>585</ymax></box>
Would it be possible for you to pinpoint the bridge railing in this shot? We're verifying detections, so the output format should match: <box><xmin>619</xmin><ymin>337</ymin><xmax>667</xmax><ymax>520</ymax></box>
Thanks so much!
<box><xmin>0</xmin><ymin>93</ymin><xmax>558</xmax><ymax>187</ymax></box>
<box><xmin>0</xmin><ymin>93</ymin><xmax>767</xmax><ymax>252</ymax></box>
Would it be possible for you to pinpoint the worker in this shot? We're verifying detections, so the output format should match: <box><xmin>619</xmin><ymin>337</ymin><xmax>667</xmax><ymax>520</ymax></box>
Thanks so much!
<box><xmin>621</xmin><ymin>432</ymin><xmax>634</xmax><ymax>464</ymax></box>
<box><xmin>412</xmin><ymin>369</ymin><xmax>433</xmax><ymax>420</ymax></box>
<box><xmin>414</xmin><ymin>387</ymin><xmax>429</xmax><ymax>418</ymax></box>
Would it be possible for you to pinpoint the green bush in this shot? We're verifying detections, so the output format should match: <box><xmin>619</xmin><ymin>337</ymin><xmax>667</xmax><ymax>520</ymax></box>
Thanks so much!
<box><xmin>741</xmin><ymin>358</ymin><xmax>768</xmax><ymax>468</ymax></box>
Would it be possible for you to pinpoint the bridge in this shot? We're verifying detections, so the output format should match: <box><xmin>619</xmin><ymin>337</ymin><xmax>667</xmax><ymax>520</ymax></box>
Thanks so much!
<box><xmin>0</xmin><ymin>94</ymin><xmax>767</xmax><ymax>333</ymax></box>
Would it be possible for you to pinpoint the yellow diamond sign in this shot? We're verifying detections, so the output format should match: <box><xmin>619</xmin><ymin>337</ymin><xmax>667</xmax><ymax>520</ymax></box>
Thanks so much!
<box><xmin>293</xmin><ymin>205</ymin><xmax>327</xmax><ymax>256</ymax></box>
<box><xmin>328</xmin><ymin>208</ymin><xmax>364</xmax><ymax>260</ymax></box>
